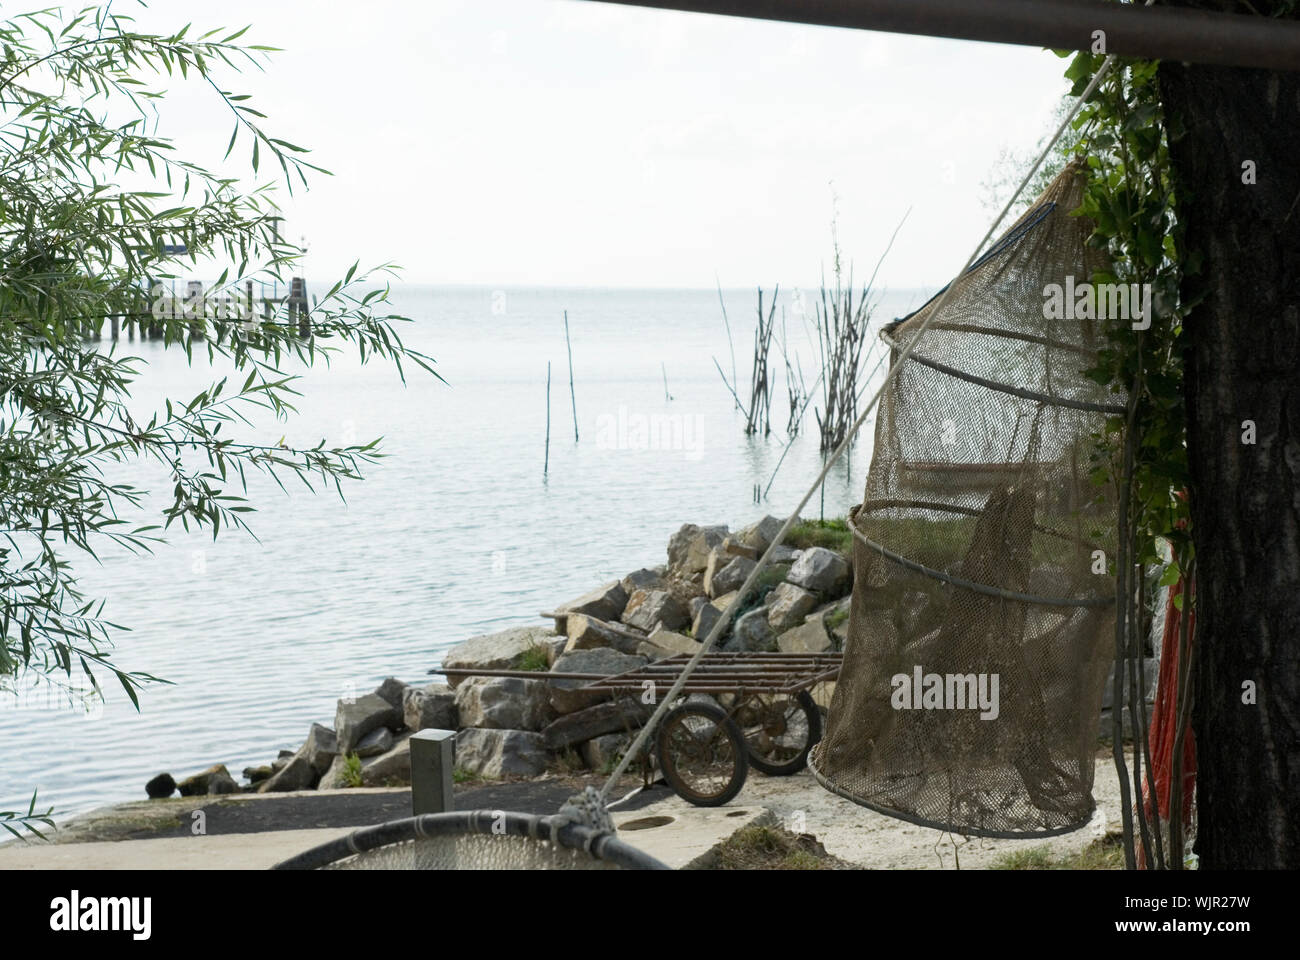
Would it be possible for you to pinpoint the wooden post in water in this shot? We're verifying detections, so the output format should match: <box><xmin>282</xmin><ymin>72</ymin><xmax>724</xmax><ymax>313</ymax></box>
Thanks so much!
<box><xmin>290</xmin><ymin>277</ymin><xmax>310</xmax><ymax>338</ymax></box>
<box><xmin>110</xmin><ymin>315</ymin><xmax>119</xmax><ymax>340</ymax></box>
<box><xmin>563</xmin><ymin>311</ymin><xmax>578</xmax><ymax>443</ymax></box>
<box><xmin>662</xmin><ymin>362</ymin><xmax>673</xmax><ymax>401</ymax></box>
<box><xmin>544</xmin><ymin>361</ymin><xmax>552</xmax><ymax>478</ymax></box>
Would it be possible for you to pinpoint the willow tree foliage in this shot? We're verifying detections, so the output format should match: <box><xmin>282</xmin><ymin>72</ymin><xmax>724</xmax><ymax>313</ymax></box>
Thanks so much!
<box><xmin>0</xmin><ymin>5</ymin><xmax>436</xmax><ymax>837</ymax></box>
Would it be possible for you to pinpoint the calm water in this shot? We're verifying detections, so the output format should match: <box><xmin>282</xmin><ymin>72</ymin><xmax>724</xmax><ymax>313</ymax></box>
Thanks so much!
<box><xmin>0</xmin><ymin>284</ymin><xmax>932</xmax><ymax>820</ymax></box>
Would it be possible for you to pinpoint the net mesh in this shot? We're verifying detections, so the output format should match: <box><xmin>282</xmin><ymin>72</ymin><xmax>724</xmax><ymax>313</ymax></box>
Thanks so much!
<box><xmin>808</xmin><ymin>161</ymin><xmax>1122</xmax><ymax>838</ymax></box>
<box><xmin>322</xmin><ymin>835</ymin><xmax>623</xmax><ymax>870</ymax></box>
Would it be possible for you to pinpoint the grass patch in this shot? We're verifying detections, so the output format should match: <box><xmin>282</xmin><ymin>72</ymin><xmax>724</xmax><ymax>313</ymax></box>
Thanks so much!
<box><xmin>787</xmin><ymin>518</ymin><xmax>852</xmax><ymax>554</ymax></box>
<box><xmin>704</xmin><ymin>824</ymin><xmax>854</xmax><ymax>870</ymax></box>
<box><xmin>341</xmin><ymin>753</ymin><xmax>364</xmax><ymax>789</ymax></box>
<box><xmin>517</xmin><ymin>643</ymin><xmax>551</xmax><ymax>672</ymax></box>
<box><xmin>824</xmin><ymin>606</ymin><xmax>850</xmax><ymax>631</ymax></box>
<box><xmin>991</xmin><ymin>834</ymin><xmax>1125</xmax><ymax>870</ymax></box>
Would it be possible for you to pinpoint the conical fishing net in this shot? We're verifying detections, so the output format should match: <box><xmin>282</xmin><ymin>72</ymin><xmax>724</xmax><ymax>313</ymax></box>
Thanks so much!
<box><xmin>808</xmin><ymin>161</ymin><xmax>1124</xmax><ymax>838</ymax></box>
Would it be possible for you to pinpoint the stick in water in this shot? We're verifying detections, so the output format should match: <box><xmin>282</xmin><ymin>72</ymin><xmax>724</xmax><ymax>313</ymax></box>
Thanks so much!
<box><xmin>564</xmin><ymin>311</ymin><xmax>578</xmax><ymax>443</ymax></box>
<box><xmin>662</xmin><ymin>362</ymin><xmax>673</xmax><ymax>401</ymax></box>
<box><xmin>544</xmin><ymin>361</ymin><xmax>552</xmax><ymax>477</ymax></box>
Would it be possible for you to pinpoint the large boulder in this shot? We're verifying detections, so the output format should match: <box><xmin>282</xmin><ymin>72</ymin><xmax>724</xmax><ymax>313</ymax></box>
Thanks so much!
<box><xmin>788</xmin><ymin>546</ymin><xmax>851</xmax><ymax>597</ymax></box>
<box><xmin>705</xmin><ymin>554</ymin><xmax>755</xmax><ymax>599</ymax></box>
<box><xmin>242</xmin><ymin>765</ymin><xmax>273</xmax><ymax>786</ymax></box>
<box><xmin>565</xmin><ymin>614</ymin><xmax>646</xmax><ymax>656</ymax></box>
<box><xmin>455</xmin><ymin>676</ymin><xmax>556</xmax><ymax>731</ymax></box>
<box><xmin>540</xmin><ymin>701</ymin><xmax>653</xmax><ymax>752</ymax></box>
<box><xmin>257</xmin><ymin>748</ymin><xmax>317</xmax><ymax>793</ymax></box>
<box><xmin>554</xmin><ymin>580</ymin><xmax>629</xmax><ymax>626</ymax></box>
<box><xmin>373</xmin><ymin>677</ymin><xmax>409</xmax><ymax>709</ymax></box>
<box><xmin>739</xmin><ymin>515</ymin><xmax>784</xmax><ymax>553</ymax></box>
<box><xmin>726</xmin><ymin>608</ymin><xmax>778</xmax><ymax>652</ymax></box>
<box><xmin>621</xmin><ymin>567</ymin><xmax>667</xmax><ymax>595</ymax></box>
<box><xmin>667</xmin><ymin>523</ymin><xmax>728</xmax><ymax>576</ymax></box>
<box><xmin>621</xmin><ymin>588</ymin><xmax>690</xmax><ymax>633</ymax></box>
<box><xmin>547</xmin><ymin>649</ymin><xmax>648</xmax><ymax>714</ymax></box>
<box><xmin>354</xmin><ymin>726</ymin><xmax>394</xmax><ymax>758</ymax></box>
<box><xmin>403</xmin><ymin>683</ymin><xmax>458</xmax><ymax>732</ymax></box>
<box><xmin>454</xmin><ymin>728</ymin><xmax>548</xmax><ymax>778</ymax></box>
<box><xmin>767</xmin><ymin>582</ymin><xmax>820</xmax><ymax>630</ymax></box>
<box><xmin>812</xmin><ymin>596</ymin><xmax>852</xmax><ymax>647</ymax></box>
<box><xmin>177</xmin><ymin>764</ymin><xmax>239</xmax><ymax>797</ymax></box>
<box><xmin>638</xmin><ymin>629</ymin><xmax>700</xmax><ymax>660</ymax></box>
<box><xmin>778</xmin><ymin>617</ymin><xmax>833</xmax><ymax>654</ymax></box>
<box><xmin>304</xmin><ymin>723</ymin><xmax>338</xmax><ymax>776</ymax></box>
<box><xmin>360</xmin><ymin>735</ymin><xmax>412</xmax><ymax>787</ymax></box>
<box><xmin>581</xmin><ymin>733</ymin><xmax>631</xmax><ymax>771</ymax></box>
<box><xmin>691</xmin><ymin>601</ymin><xmax>725</xmax><ymax>643</ymax></box>
<box><xmin>438</xmin><ymin>625</ymin><xmax>559</xmax><ymax>689</ymax></box>
<box><xmin>336</xmin><ymin>693</ymin><xmax>402</xmax><ymax>754</ymax></box>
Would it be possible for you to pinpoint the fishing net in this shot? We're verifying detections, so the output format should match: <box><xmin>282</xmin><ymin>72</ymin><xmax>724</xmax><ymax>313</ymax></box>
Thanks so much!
<box><xmin>808</xmin><ymin>160</ymin><xmax>1124</xmax><ymax>838</ymax></box>
<box><xmin>272</xmin><ymin>810</ymin><xmax>669</xmax><ymax>870</ymax></box>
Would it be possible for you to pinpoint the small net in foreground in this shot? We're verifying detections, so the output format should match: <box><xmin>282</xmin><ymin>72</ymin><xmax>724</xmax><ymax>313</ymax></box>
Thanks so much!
<box><xmin>272</xmin><ymin>810</ymin><xmax>670</xmax><ymax>870</ymax></box>
<box><xmin>809</xmin><ymin>161</ymin><xmax>1122</xmax><ymax>839</ymax></box>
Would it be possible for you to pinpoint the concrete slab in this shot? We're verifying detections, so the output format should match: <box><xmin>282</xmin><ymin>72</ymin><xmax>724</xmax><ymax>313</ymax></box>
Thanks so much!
<box><xmin>0</xmin><ymin>828</ymin><xmax>354</xmax><ymax>870</ymax></box>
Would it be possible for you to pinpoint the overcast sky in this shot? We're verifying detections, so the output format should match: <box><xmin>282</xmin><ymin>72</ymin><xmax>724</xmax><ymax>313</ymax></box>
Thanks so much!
<box><xmin>117</xmin><ymin>0</ymin><xmax>1073</xmax><ymax>289</ymax></box>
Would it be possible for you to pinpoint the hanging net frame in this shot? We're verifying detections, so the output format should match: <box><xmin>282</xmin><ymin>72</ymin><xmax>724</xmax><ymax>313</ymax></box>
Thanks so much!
<box><xmin>808</xmin><ymin>160</ymin><xmax>1125</xmax><ymax>838</ymax></box>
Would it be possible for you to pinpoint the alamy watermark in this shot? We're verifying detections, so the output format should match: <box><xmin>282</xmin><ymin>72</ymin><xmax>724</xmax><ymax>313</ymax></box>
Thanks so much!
<box><xmin>1043</xmin><ymin>276</ymin><xmax>1152</xmax><ymax>330</ymax></box>
<box><xmin>890</xmin><ymin>666</ymin><xmax>1000</xmax><ymax>720</ymax></box>
<box><xmin>594</xmin><ymin>405</ymin><xmax>705</xmax><ymax>461</ymax></box>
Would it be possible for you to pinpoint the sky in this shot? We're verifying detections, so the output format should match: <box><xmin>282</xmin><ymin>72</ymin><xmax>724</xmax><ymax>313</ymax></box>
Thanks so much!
<box><xmin>104</xmin><ymin>0</ymin><xmax>1072</xmax><ymax>289</ymax></box>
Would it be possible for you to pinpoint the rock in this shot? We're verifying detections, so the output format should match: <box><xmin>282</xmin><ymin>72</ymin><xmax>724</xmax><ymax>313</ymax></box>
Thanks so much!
<box><xmin>692</xmin><ymin>601</ymin><xmax>725</xmax><ymax>642</ymax></box>
<box><xmin>455</xmin><ymin>728</ymin><xmax>548</xmax><ymax>778</ymax></box>
<box><xmin>455</xmin><ymin>676</ymin><xmax>556</xmax><ymax>731</ymax></box>
<box><xmin>726</xmin><ymin>608</ymin><xmax>778</xmax><ymax>652</ymax></box>
<box><xmin>177</xmin><ymin>764</ymin><xmax>239</xmax><ymax>797</ymax></box>
<box><xmin>667</xmin><ymin>523</ymin><xmax>728</xmax><ymax>576</ymax></box>
<box><xmin>788</xmin><ymin>546</ymin><xmax>851</xmax><ymax>596</ymax></box>
<box><xmin>719</xmin><ymin>535</ymin><xmax>760</xmax><ymax>561</ymax></box>
<box><xmin>621</xmin><ymin>567</ymin><xmax>666</xmax><ymax>595</ymax></box>
<box><xmin>544</xmin><ymin>635</ymin><xmax>568</xmax><ymax>666</ymax></box>
<box><xmin>540</xmin><ymin>701</ymin><xmax>653</xmax><ymax>751</ymax></box>
<box><xmin>581</xmin><ymin>732</ymin><xmax>631</xmax><ymax>771</ymax></box>
<box><xmin>767</xmin><ymin>582</ymin><xmax>820</xmax><ymax>630</ymax></box>
<box><xmin>257</xmin><ymin>748</ymin><xmax>317</xmax><ymax>793</ymax></box>
<box><xmin>556</xmin><ymin>580</ymin><xmax>629</xmax><ymax>624</ymax></box>
<box><xmin>713</xmin><ymin>590</ymin><xmax>740</xmax><ymax>610</ymax></box>
<box><xmin>769</xmin><ymin>544</ymin><xmax>800</xmax><ymax>564</ymax></box>
<box><xmin>814</xmin><ymin>596</ymin><xmax>852</xmax><ymax>646</ymax></box>
<box><xmin>688</xmin><ymin>595</ymin><xmax>710</xmax><ymax>619</ymax></box>
<box><xmin>271</xmin><ymin>749</ymin><xmax>294</xmax><ymax>772</ymax></box>
<box><xmin>242</xmin><ymin>765</ymin><xmax>273</xmax><ymax>785</ymax></box>
<box><xmin>565</xmin><ymin>614</ymin><xmax>646</xmax><ymax>655</ymax></box>
<box><xmin>304</xmin><ymin>723</ymin><xmax>338</xmax><ymax>776</ymax></box>
<box><xmin>739</xmin><ymin>515</ymin><xmax>784</xmax><ymax>552</ymax></box>
<box><xmin>548</xmin><ymin>649</ymin><xmax>648</xmax><ymax>714</ymax></box>
<box><xmin>336</xmin><ymin>693</ymin><xmax>402</xmax><ymax>754</ymax></box>
<box><xmin>778</xmin><ymin>617</ymin><xmax>833</xmax><ymax>654</ymax></box>
<box><xmin>145</xmin><ymin>773</ymin><xmax>176</xmax><ymax>799</ymax></box>
<box><xmin>638</xmin><ymin>628</ymin><xmax>700</xmax><ymax>660</ymax></box>
<box><xmin>621</xmin><ymin>588</ymin><xmax>690</xmax><ymax>633</ymax></box>
<box><xmin>403</xmin><ymin>683</ymin><xmax>458</xmax><ymax>732</ymax></box>
<box><xmin>373</xmin><ymin>677</ymin><xmax>409</xmax><ymax>709</ymax></box>
<box><xmin>316</xmin><ymin>754</ymin><xmax>351</xmax><ymax>791</ymax></box>
<box><xmin>706</xmin><ymin>555</ymin><xmax>756</xmax><ymax>598</ymax></box>
<box><xmin>439</xmin><ymin>626</ymin><xmax>559</xmax><ymax>688</ymax></box>
<box><xmin>360</xmin><ymin>735</ymin><xmax>412</xmax><ymax>787</ymax></box>
<box><xmin>355</xmin><ymin>726</ymin><xmax>394</xmax><ymax>758</ymax></box>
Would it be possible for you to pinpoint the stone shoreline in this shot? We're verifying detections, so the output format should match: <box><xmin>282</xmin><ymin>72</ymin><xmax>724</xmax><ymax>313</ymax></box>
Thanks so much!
<box><xmin>144</xmin><ymin>515</ymin><xmax>855</xmax><ymax>801</ymax></box>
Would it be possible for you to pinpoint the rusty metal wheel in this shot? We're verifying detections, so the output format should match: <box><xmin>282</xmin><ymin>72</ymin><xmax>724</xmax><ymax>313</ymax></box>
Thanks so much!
<box><xmin>656</xmin><ymin>700</ymin><xmax>748</xmax><ymax>807</ymax></box>
<box><xmin>737</xmin><ymin>690</ymin><xmax>822</xmax><ymax>776</ymax></box>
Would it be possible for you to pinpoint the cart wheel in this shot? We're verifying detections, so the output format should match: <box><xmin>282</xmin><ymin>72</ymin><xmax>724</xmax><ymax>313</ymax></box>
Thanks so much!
<box><xmin>739</xmin><ymin>690</ymin><xmax>822</xmax><ymax>776</ymax></box>
<box><xmin>656</xmin><ymin>700</ymin><xmax>748</xmax><ymax>807</ymax></box>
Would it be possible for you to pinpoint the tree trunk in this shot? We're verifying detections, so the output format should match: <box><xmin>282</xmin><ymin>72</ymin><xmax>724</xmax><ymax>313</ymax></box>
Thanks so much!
<box><xmin>1157</xmin><ymin>0</ymin><xmax>1300</xmax><ymax>868</ymax></box>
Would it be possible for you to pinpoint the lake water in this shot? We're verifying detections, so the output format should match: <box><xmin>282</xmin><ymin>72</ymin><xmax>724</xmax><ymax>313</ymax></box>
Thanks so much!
<box><xmin>0</xmin><ymin>283</ymin><xmax>933</xmax><ymax>820</ymax></box>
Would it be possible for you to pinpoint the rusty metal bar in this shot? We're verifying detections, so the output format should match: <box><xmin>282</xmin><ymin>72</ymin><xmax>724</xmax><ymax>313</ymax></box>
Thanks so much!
<box><xmin>584</xmin><ymin>0</ymin><xmax>1300</xmax><ymax>73</ymax></box>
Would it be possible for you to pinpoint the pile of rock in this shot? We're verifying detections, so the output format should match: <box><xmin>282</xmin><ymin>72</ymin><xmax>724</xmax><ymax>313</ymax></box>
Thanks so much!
<box><xmin>145</xmin><ymin>514</ymin><xmax>855</xmax><ymax>799</ymax></box>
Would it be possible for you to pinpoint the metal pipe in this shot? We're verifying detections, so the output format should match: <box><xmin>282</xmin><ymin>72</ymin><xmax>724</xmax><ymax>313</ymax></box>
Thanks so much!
<box><xmin>584</xmin><ymin>0</ymin><xmax>1300</xmax><ymax>72</ymax></box>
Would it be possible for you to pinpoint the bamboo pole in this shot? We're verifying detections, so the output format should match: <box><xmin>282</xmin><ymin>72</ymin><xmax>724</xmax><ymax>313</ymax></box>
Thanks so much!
<box><xmin>544</xmin><ymin>362</ymin><xmax>552</xmax><ymax>477</ymax></box>
<box><xmin>564</xmin><ymin>311</ymin><xmax>578</xmax><ymax>443</ymax></box>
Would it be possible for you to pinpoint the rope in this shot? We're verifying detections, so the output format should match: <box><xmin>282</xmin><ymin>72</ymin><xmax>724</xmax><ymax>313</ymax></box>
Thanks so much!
<box><xmin>596</xmin><ymin>42</ymin><xmax>1125</xmax><ymax>803</ymax></box>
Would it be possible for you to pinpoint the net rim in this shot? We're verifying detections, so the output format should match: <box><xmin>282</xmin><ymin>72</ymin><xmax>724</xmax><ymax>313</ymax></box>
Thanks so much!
<box><xmin>806</xmin><ymin>748</ymin><xmax>1097</xmax><ymax>840</ymax></box>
